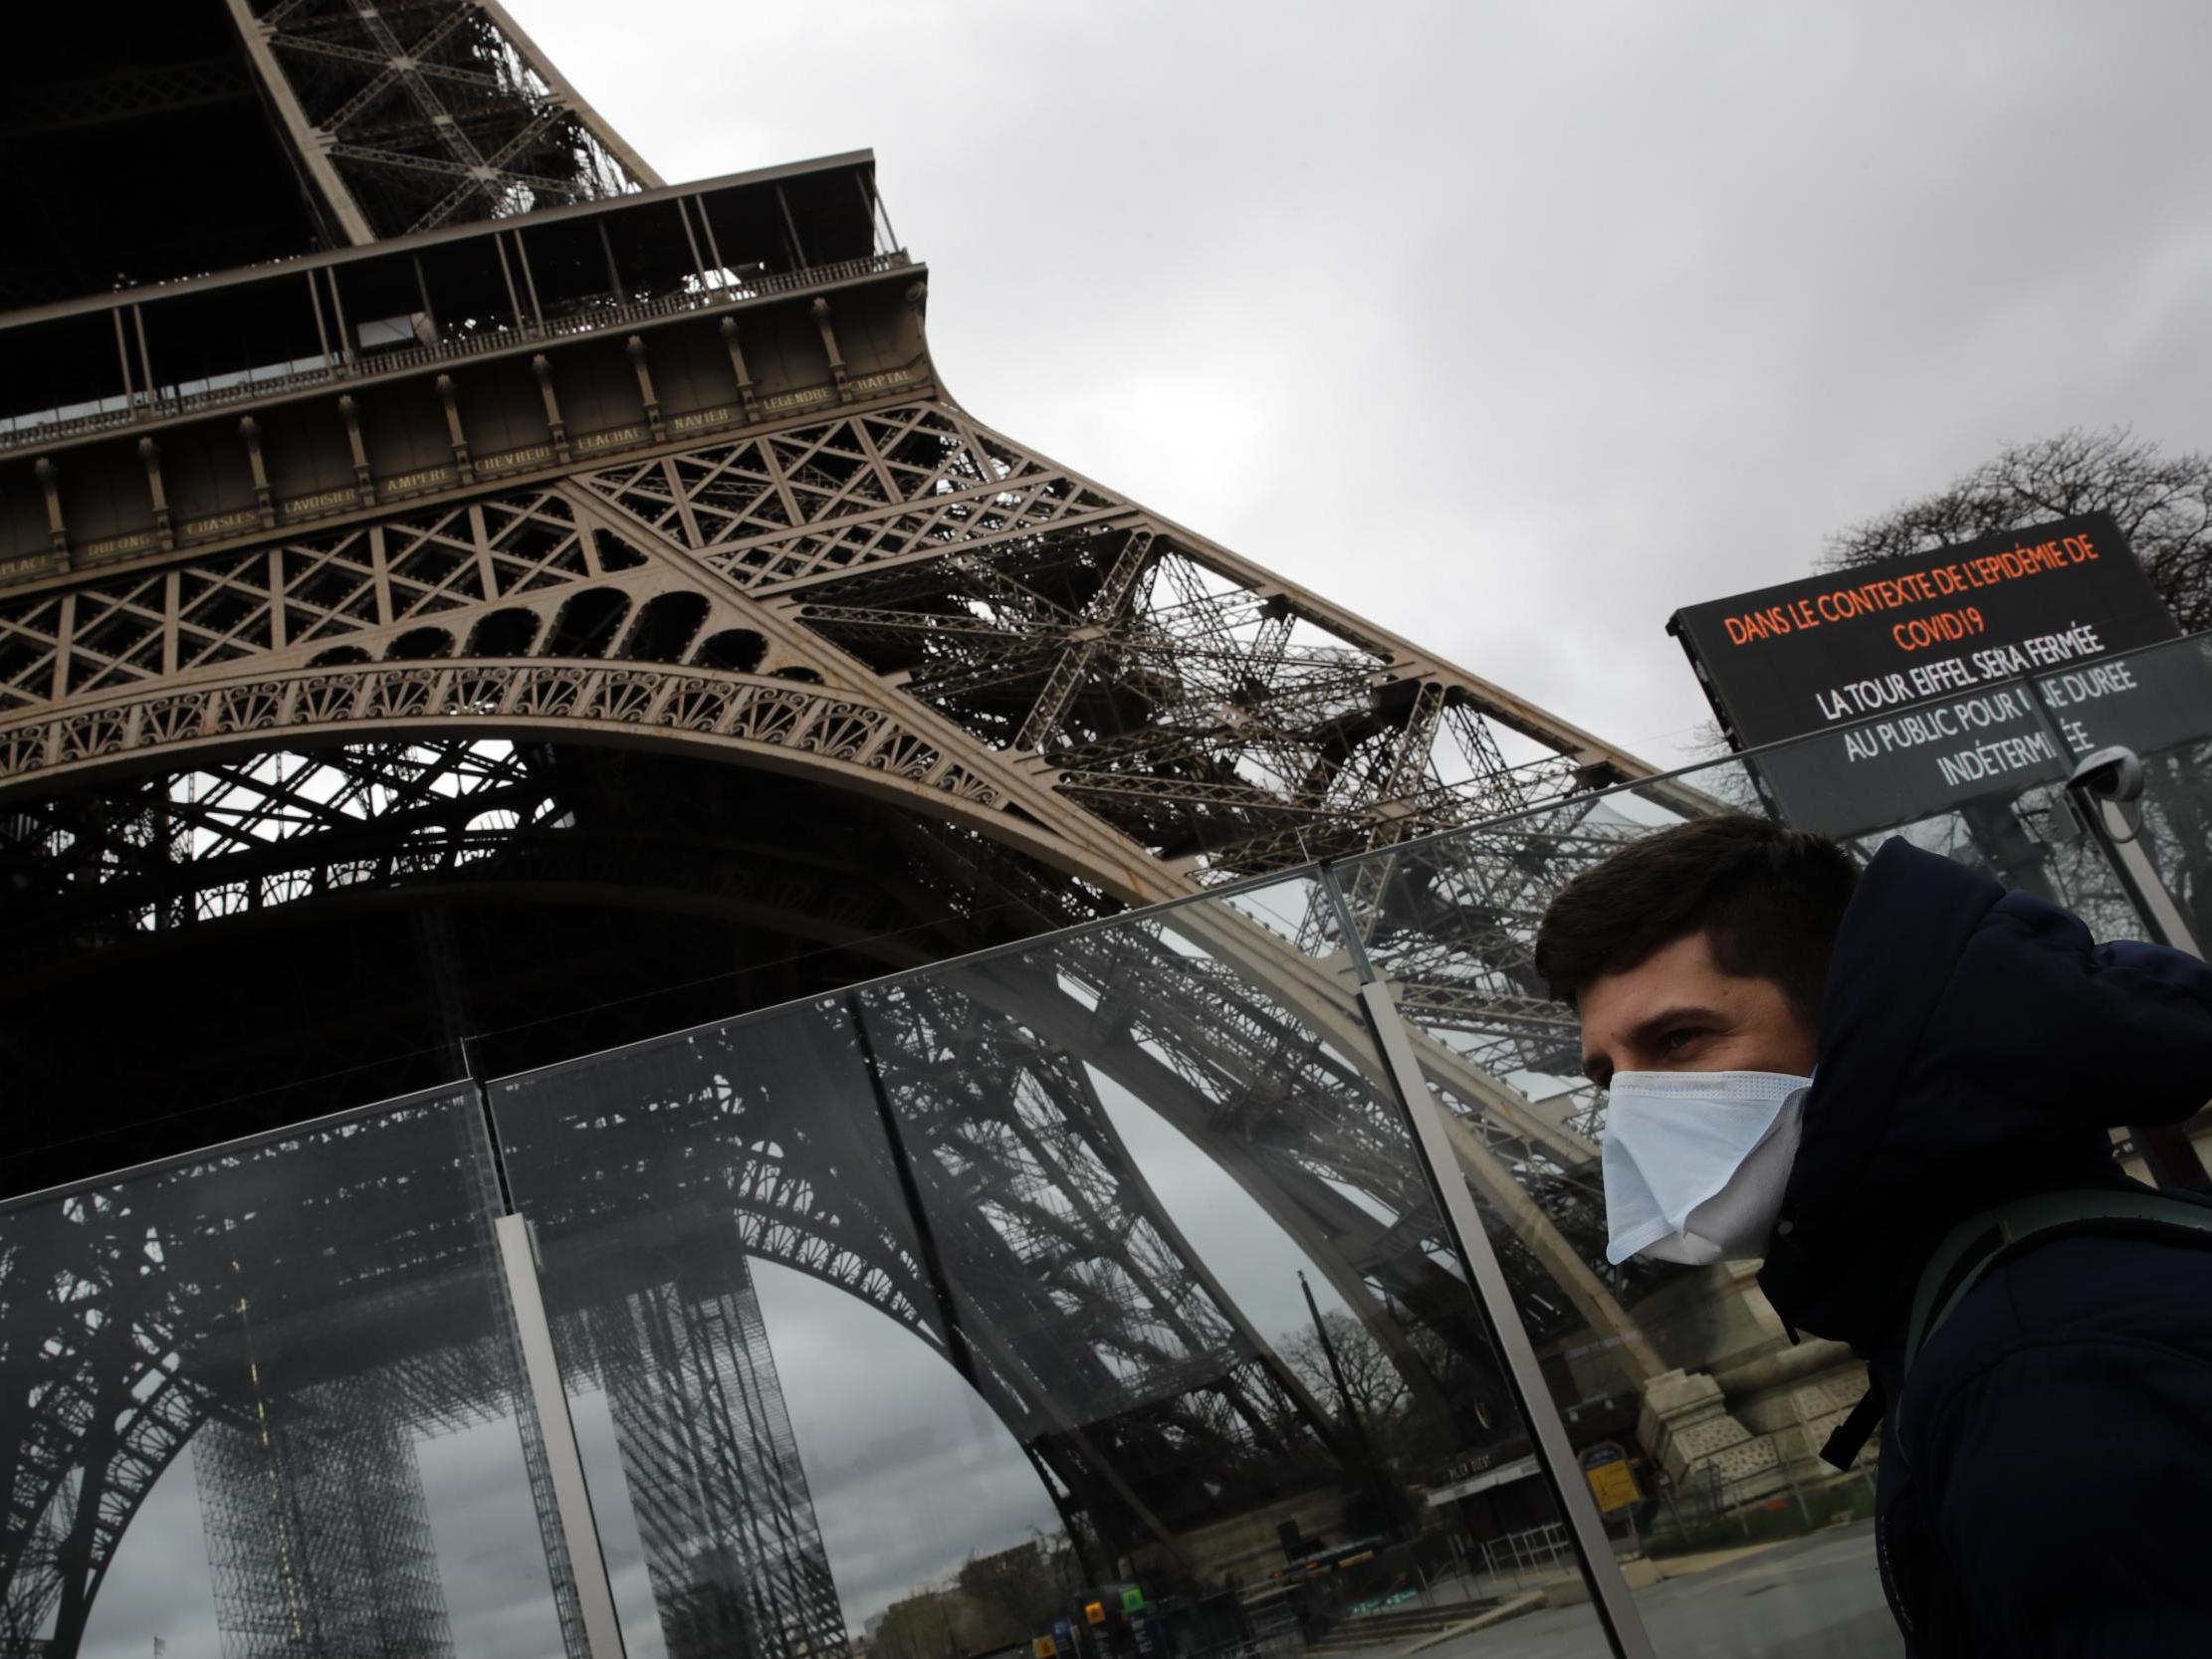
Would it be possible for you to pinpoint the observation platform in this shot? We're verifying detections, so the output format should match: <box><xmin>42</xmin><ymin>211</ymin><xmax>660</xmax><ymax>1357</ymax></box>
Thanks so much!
<box><xmin>0</xmin><ymin>151</ymin><xmax>928</xmax><ymax>585</ymax></box>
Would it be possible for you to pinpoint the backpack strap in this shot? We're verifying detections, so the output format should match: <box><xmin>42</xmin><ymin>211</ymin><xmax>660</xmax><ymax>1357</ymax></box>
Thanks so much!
<box><xmin>1819</xmin><ymin>1380</ymin><xmax>1886</xmax><ymax>1471</ymax></box>
<box><xmin>1903</xmin><ymin>1187</ymin><xmax>2212</xmax><ymax>1372</ymax></box>
<box><xmin>1817</xmin><ymin>1186</ymin><xmax>2212</xmax><ymax>1472</ymax></box>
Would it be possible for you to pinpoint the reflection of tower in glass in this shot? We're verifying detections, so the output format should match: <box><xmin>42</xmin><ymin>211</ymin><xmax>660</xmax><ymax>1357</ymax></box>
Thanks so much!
<box><xmin>195</xmin><ymin>1367</ymin><xmax>457</xmax><ymax>1659</ymax></box>
<box><xmin>578</xmin><ymin>1256</ymin><xmax>844</xmax><ymax>1659</ymax></box>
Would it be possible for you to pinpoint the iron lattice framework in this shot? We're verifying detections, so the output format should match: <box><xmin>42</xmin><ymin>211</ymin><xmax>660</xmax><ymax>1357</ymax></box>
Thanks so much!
<box><xmin>0</xmin><ymin>10</ymin><xmax>1705</xmax><ymax>1653</ymax></box>
<box><xmin>0</xmin><ymin>411</ymin><xmax>1686</xmax><ymax>1655</ymax></box>
<box><xmin>235</xmin><ymin>0</ymin><xmax>658</xmax><ymax>242</ymax></box>
<box><xmin>0</xmin><ymin>398</ymin><xmax>1675</xmax><ymax>1330</ymax></box>
<box><xmin>0</xmin><ymin>405</ymin><xmax>1619</xmax><ymax>878</ymax></box>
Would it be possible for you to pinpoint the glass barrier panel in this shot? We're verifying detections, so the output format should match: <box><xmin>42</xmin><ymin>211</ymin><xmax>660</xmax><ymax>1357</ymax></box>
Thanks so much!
<box><xmin>493</xmin><ymin>996</ymin><xmax>1084</xmax><ymax>1659</ymax></box>
<box><xmin>847</xmin><ymin>874</ymin><xmax>1616</xmax><ymax>1659</ymax></box>
<box><xmin>1334</xmin><ymin>761</ymin><xmax>1906</xmax><ymax>1658</ymax></box>
<box><xmin>0</xmin><ymin>1086</ymin><xmax>581</xmax><ymax>1659</ymax></box>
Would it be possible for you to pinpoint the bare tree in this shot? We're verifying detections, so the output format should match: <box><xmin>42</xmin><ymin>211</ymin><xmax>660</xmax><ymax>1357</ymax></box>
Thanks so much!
<box><xmin>1822</xmin><ymin>426</ymin><xmax>2212</xmax><ymax>630</ymax></box>
<box><xmin>1823</xmin><ymin>427</ymin><xmax>2212</xmax><ymax>947</ymax></box>
<box><xmin>1281</xmin><ymin>1311</ymin><xmax>1414</xmax><ymax>1430</ymax></box>
<box><xmin>954</xmin><ymin>1535</ymin><xmax>1081</xmax><ymax>1648</ymax></box>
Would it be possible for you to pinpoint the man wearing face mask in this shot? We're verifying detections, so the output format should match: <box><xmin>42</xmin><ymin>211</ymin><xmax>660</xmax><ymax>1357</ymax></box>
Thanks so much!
<box><xmin>1533</xmin><ymin>814</ymin><xmax>2212</xmax><ymax>1657</ymax></box>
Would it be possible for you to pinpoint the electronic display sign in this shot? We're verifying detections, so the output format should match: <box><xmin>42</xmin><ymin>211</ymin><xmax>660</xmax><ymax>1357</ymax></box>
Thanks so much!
<box><xmin>1669</xmin><ymin>513</ymin><xmax>2208</xmax><ymax>836</ymax></box>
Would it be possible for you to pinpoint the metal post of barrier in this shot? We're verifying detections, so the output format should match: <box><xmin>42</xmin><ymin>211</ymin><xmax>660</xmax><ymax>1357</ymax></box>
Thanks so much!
<box><xmin>495</xmin><ymin>1213</ymin><xmax>630</xmax><ymax>1659</ymax></box>
<box><xmin>2061</xmin><ymin>747</ymin><xmax>2211</xmax><ymax>1191</ymax></box>
<box><xmin>2064</xmin><ymin>747</ymin><xmax>2205</xmax><ymax>958</ymax></box>
<box><xmin>1321</xmin><ymin>864</ymin><xmax>1658</xmax><ymax>1659</ymax></box>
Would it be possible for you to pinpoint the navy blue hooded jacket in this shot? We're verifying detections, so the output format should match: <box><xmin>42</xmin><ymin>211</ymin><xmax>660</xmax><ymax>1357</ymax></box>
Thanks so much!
<box><xmin>1755</xmin><ymin>838</ymin><xmax>2212</xmax><ymax>1656</ymax></box>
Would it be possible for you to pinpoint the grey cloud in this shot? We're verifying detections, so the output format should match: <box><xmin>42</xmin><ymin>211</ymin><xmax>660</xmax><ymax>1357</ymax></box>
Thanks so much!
<box><xmin>522</xmin><ymin>0</ymin><xmax>2212</xmax><ymax>763</ymax></box>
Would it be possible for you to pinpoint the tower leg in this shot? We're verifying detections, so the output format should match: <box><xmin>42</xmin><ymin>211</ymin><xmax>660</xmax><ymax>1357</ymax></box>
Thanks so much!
<box><xmin>194</xmin><ymin>1369</ymin><xmax>457</xmax><ymax>1659</ymax></box>
<box><xmin>584</xmin><ymin>1257</ymin><xmax>844</xmax><ymax>1659</ymax></box>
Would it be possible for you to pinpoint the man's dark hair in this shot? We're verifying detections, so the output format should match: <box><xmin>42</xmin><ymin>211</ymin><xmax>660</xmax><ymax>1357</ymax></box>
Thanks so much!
<box><xmin>1533</xmin><ymin>815</ymin><xmax>1860</xmax><ymax>1020</ymax></box>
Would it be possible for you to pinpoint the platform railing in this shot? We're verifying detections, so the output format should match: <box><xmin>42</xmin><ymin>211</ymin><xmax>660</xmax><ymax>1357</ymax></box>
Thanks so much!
<box><xmin>0</xmin><ymin>251</ymin><xmax>914</xmax><ymax>454</ymax></box>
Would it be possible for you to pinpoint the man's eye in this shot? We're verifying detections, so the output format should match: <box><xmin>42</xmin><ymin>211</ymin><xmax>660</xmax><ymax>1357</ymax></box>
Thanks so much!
<box><xmin>1661</xmin><ymin>1028</ymin><xmax>1702</xmax><ymax>1055</ymax></box>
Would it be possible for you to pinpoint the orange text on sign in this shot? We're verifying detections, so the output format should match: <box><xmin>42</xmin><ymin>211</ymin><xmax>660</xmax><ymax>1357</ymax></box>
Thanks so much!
<box><xmin>1721</xmin><ymin>531</ymin><xmax>2099</xmax><ymax>647</ymax></box>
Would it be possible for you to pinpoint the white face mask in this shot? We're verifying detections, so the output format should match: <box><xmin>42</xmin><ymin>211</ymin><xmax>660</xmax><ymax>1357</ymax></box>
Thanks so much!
<box><xmin>1601</xmin><ymin>1071</ymin><xmax>1812</xmax><ymax>1266</ymax></box>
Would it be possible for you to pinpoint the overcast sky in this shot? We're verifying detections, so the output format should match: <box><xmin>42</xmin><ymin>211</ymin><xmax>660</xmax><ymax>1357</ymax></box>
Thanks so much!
<box><xmin>515</xmin><ymin>0</ymin><xmax>2212</xmax><ymax>766</ymax></box>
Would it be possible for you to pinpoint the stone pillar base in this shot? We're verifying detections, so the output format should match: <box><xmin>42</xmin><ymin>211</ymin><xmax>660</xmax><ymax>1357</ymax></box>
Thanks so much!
<box><xmin>1636</xmin><ymin>1367</ymin><xmax>1788</xmax><ymax>1507</ymax></box>
<box><xmin>1733</xmin><ymin>1361</ymin><xmax>1877</xmax><ymax>1485</ymax></box>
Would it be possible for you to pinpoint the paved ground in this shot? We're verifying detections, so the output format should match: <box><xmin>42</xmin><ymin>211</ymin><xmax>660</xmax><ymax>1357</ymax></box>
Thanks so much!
<box><xmin>1351</xmin><ymin>1524</ymin><xmax>1902</xmax><ymax>1659</ymax></box>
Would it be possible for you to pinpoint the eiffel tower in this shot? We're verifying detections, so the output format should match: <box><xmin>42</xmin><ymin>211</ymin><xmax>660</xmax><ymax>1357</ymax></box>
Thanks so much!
<box><xmin>0</xmin><ymin>5</ymin><xmax>1682</xmax><ymax>1654</ymax></box>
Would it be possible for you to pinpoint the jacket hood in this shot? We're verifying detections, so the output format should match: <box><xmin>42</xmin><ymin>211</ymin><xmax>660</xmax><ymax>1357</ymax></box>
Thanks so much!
<box><xmin>1756</xmin><ymin>837</ymin><xmax>2212</xmax><ymax>1351</ymax></box>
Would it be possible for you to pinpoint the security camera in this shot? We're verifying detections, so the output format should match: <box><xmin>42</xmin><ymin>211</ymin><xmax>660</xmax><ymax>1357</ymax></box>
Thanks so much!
<box><xmin>2065</xmin><ymin>745</ymin><xmax>2148</xmax><ymax>847</ymax></box>
<box><xmin>2060</xmin><ymin>743</ymin><xmax>2201</xmax><ymax>954</ymax></box>
<box><xmin>2067</xmin><ymin>746</ymin><xmax>2144</xmax><ymax>807</ymax></box>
